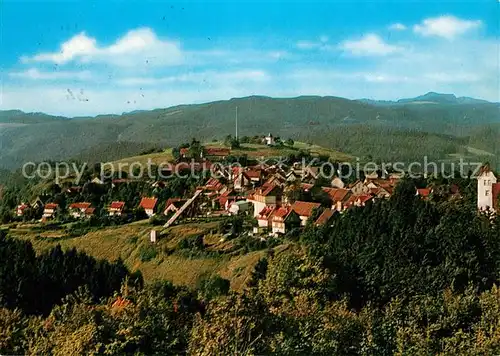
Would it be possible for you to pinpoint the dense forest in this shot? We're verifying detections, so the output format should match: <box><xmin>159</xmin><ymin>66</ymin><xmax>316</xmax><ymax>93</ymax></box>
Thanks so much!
<box><xmin>0</xmin><ymin>95</ymin><xmax>498</xmax><ymax>169</ymax></box>
<box><xmin>1</xmin><ymin>178</ymin><xmax>500</xmax><ymax>355</ymax></box>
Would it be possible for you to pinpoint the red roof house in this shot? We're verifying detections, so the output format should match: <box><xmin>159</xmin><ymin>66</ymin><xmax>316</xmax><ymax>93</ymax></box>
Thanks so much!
<box><xmin>315</xmin><ymin>208</ymin><xmax>336</xmax><ymax>226</ymax></box>
<box><xmin>108</xmin><ymin>201</ymin><xmax>125</xmax><ymax>216</ymax></box>
<box><xmin>290</xmin><ymin>201</ymin><xmax>321</xmax><ymax>226</ymax></box>
<box><xmin>16</xmin><ymin>203</ymin><xmax>29</xmax><ymax>217</ymax></box>
<box><xmin>42</xmin><ymin>203</ymin><xmax>59</xmax><ymax>221</ymax></box>
<box><xmin>69</xmin><ymin>202</ymin><xmax>93</xmax><ymax>219</ymax></box>
<box><xmin>416</xmin><ymin>188</ymin><xmax>432</xmax><ymax>199</ymax></box>
<box><xmin>139</xmin><ymin>197</ymin><xmax>158</xmax><ymax>217</ymax></box>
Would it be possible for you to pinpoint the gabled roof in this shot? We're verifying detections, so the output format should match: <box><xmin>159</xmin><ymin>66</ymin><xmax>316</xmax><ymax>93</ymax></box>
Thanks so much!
<box><xmin>263</xmin><ymin>175</ymin><xmax>286</xmax><ymax>188</ymax></box>
<box><xmin>205</xmin><ymin>147</ymin><xmax>231</xmax><ymax>156</ymax></box>
<box><xmin>44</xmin><ymin>203</ymin><xmax>59</xmax><ymax>210</ymax></box>
<box><xmin>85</xmin><ymin>207</ymin><xmax>95</xmax><ymax>215</ymax></box>
<box><xmin>416</xmin><ymin>188</ymin><xmax>431</xmax><ymax>197</ymax></box>
<box><xmin>218</xmin><ymin>190</ymin><xmax>236</xmax><ymax>205</ymax></box>
<box><xmin>253</xmin><ymin>184</ymin><xmax>281</xmax><ymax>198</ymax></box>
<box><xmin>478</xmin><ymin>164</ymin><xmax>495</xmax><ymax>177</ymax></box>
<box><xmin>291</xmin><ymin>201</ymin><xmax>321</xmax><ymax>217</ymax></box>
<box><xmin>139</xmin><ymin>197</ymin><xmax>158</xmax><ymax>210</ymax></box>
<box><xmin>110</xmin><ymin>201</ymin><xmax>125</xmax><ymax>210</ymax></box>
<box><xmin>358</xmin><ymin>195</ymin><xmax>373</xmax><ymax>205</ymax></box>
<box><xmin>257</xmin><ymin>205</ymin><xmax>276</xmax><ymax>220</ymax></box>
<box><xmin>69</xmin><ymin>202</ymin><xmax>92</xmax><ymax>210</ymax></box>
<box><xmin>202</xmin><ymin>178</ymin><xmax>225</xmax><ymax>192</ymax></box>
<box><xmin>315</xmin><ymin>208</ymin><xmax>335</xmax><ymax>225</ymax></box>
<box><xmin>17</xmin><ymin>204</ymin><xmax>29</xmax><ymax>211</ymax></box>
<box><xmin>345</xmin><ymin>194</ymin><xmax>373</xmax><ymax>208</ymax></box>
<box><xmin>272</xmin><ymin>206</ymin><xmax>291</xmax><ymax>219</ymax></box>
<box><xmin>245</xmin><ymin>169</ymin><xmax>262</xmax><ymax>179</ymax></box>
<box><xmin>323</xmin><ymin>188</ymin><xmax>351</xmax><ymax>202</ymax></box>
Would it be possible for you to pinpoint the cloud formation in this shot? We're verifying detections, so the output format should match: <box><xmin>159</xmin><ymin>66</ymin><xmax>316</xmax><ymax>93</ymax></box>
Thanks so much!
<box><xmin>296</xmin><ymin>36</ymin><xmax>330</xmax><ymax>50</ymax></box>
<box><xmin>389</xmin><ymin>23</ymin><xmax>407</xmax><ymax>31</ymax></box>
<box><xmin>9</xmin><ymin>68</ymin><xmax>93</xmax><ymax>81</ymax></box>
<box><xmin>22</xmin><ymin>28</ymin><xmax>183</xmax><ymax>67</ymax></box>
<box><xmin>5</xmin><ymin>14</ymin><xmax>496</xmax><ymax>116</ymax></box>
<box><xmin>413</xmin><ymin>15</ymin><xmax>482</xmax><ymax>39</ymax></box>
<box><xmin>116</xmin><ymin>70</ymin><xmax>271</xmax><ymax>86</ymax></box>
<box><xmin>339</xmin><ymin>34</ymin><xmax>402</xmax><ymax>56</ymax></box>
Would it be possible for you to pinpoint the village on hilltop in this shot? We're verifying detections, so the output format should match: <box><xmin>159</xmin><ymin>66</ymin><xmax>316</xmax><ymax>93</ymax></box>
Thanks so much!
<box><xmin>13</xmin><ymin>133</ymin><xmax>498</xmax><ymax>239</ymax></box>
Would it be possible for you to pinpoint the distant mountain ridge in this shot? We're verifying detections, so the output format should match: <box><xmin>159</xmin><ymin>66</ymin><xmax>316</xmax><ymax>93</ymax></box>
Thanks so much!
<box><xmin>0</xmin><ymin>92</ymin><xmax>495</xmax><ymax>120</ymax></box>
<box><xmin>0</xmin><ymin>93</ymin><xmax>498</xmax><ymax>170</ymax></box>
<box><xmin>359</xmin><ymin>92</ymin><xmax>494</xmax><ymax>106</ymax></box>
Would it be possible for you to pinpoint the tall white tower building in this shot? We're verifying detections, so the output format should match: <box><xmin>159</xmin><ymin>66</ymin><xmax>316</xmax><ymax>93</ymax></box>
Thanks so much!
<box><xmin>477</xmin><ymin>165</ymin><xmax>499</xmax><ymax>212</ymax></box>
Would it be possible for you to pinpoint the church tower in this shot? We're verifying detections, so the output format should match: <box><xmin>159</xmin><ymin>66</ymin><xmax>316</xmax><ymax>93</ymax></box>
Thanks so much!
<box><xmin>477</xmin><ymin>165</ymin><xmax>497</xmax><ymax>211</ymax></box>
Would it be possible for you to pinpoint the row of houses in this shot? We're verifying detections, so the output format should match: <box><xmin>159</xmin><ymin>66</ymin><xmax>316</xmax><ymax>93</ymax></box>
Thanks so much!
<box><xmin>17</xmin><ymin>200</ymin><xmax>124</xmax><ymax>221</ymax></box>
<box><xmin>20</xmin><ymin>159</ymin><xmax>492</xmax><ymax>229</ymax></box>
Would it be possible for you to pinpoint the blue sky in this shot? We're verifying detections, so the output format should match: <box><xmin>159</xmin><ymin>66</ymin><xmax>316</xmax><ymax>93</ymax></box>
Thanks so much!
<box><xmin>1</xmin><ymin>0</ymin><xmax>498</xmax><ymax>116</ymax></box>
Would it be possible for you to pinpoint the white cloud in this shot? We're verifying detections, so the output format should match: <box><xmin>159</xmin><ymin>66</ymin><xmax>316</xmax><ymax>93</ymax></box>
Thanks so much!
<box><xmin>116</xmin><ymin>70</ymin><xmax>271</xmax><ymax>86</ymax></box>
<box><xmin>9</xmin><ymin>68</ymin><xmax>93</xmax><ymax>81</ymax></box>
<box><xmin>389</xmin><ymin>23</ymin><xmax>407</xmax><ymax>31</ymax></box>
<box><xmin>339</xmin><ymin>34</ymin><xmax>402</xmax><ymax>56</ymax></box>
<box><xmin>413</xmin><ymin>15</ymin><xmax>482</xmax><ymax>39</ymax></box>
<box><xmin>296</xmin><ymin>35</ymin><xmax>330</xmax><ymax>50</ymax></box>
<box><xmin>4</xmin><ymin>24</ymin><xmax>497</xmax><ymax>115</ymax></box>
<box><xmin>297</xmin><ymin>40</ymin><xmax>320</xmax><ymax>50</ymax></box>
<box><xmin>22</xmin><ymin>28</ymin><xmax>183</xmax><ymax>67</ymax></box>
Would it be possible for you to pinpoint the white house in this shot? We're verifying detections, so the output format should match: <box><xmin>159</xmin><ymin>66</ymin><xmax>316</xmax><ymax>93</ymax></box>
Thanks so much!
<box><xmin>264</xmin><ymin>133</ymin><xmax>275</xmax><ymax>146</ymax></box>
<box><xmin>42</xmin><ymin>203</ymin><xmax>59</xmax><ymax>221</ymax></box>
<box><xmin>229</xmin><ymin>201</ymin><xmax>251</xmax><ymax>215</ymax></box>
<box><xmin>68</xmin><ymin>202</ymin><xmax>93</xmax><ymax>219</ymax></box>
<box><xmin>108</xmin><ymin>201</ymin><xmax>125</xmax><ymax>216</ymax></box>
<box><xmin>477</xmin><ymin>166</ymin><xmax>499</xmax><ymax>212</ymax></box>
<box><xmin>247</xmin><ymin>185</ymin><xmax>282</xmax><ymax>217</ymax></box>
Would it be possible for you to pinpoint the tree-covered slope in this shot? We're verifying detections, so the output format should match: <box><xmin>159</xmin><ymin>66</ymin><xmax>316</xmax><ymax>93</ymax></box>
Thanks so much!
<box><xmin>0</xmin><ymin>95</ymin><xmax>497</xmax><ymax>169</ymax></box>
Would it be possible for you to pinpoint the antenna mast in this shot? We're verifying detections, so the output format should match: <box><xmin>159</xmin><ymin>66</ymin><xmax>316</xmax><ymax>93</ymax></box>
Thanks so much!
<box><xmin>235</xmin><ymin>106</ymin><xmax>239</xmax><ymax>140</ymax></box>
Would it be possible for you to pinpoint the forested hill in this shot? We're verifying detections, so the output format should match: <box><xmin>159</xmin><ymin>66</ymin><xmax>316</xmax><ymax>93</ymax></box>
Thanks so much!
<box><xmin>0</xmin><ymin>94</ymin><xmax>498</xmax><ymax>169</ymax></box>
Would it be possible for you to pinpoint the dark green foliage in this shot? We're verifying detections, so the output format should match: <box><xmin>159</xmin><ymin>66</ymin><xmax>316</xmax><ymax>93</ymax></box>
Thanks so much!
<box><xmin>0</xmin><ymin>230</ymin><xmax>141</xmax><ymax>315</ymax></box>
<box><xmin>197</xmin><ymin>274</ymin><xmax>230</xmax><ymax>300</ymax></box>
<box><xmin>177</xmin><ymin>234</ymin><xmax>204</xmax><ymax>251</ymax></box>
<box><xmin>247</xmin><ymin>257</ymin><xmax>269</xmax><ymax>287</ymax></box>
<box><xmin>216</xmin><ymin>215</ymin><xmax>244</xmax><ymax>236</ymax></box>
<box><xmin>233</xmin><ymin>235</ymin><xmax>280</xmax><ymax>253</ymax></box>
<box><xmin>0</xmin><ymin>97</ymin><xmax>498</xmax><ymax>170</ymax></box>
<box><xmin>303</xmin><ymin>178</ymin><xmax>500</xmax><ymax>309</ymax></box>
<box><xmin>139</xmin><ymin>244</ymin><xmax>158</xmax><ymax>262</ymax></box>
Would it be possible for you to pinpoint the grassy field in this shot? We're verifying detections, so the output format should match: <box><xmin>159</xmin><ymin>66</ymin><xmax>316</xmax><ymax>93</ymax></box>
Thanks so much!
<box><xmin>6</xmin><ymin>220</ymin><xmax>288</xmax><ymax>292</ymax></box>
<box><xmin>109</xmin><ymin>148</ymin><xmax>175</xmax><ymax>167</ymax></box>
<box><xmin>106</xmin><ymin>141</ymin><xmax>353</xmax><ymax>170</ymax></box>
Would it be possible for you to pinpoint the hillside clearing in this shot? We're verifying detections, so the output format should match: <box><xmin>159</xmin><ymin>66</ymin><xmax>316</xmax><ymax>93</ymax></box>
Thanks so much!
<box><xmin>6</xmin><ymin>221</ymin><xmax>287</xmax><ymax>291</ymax></box>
